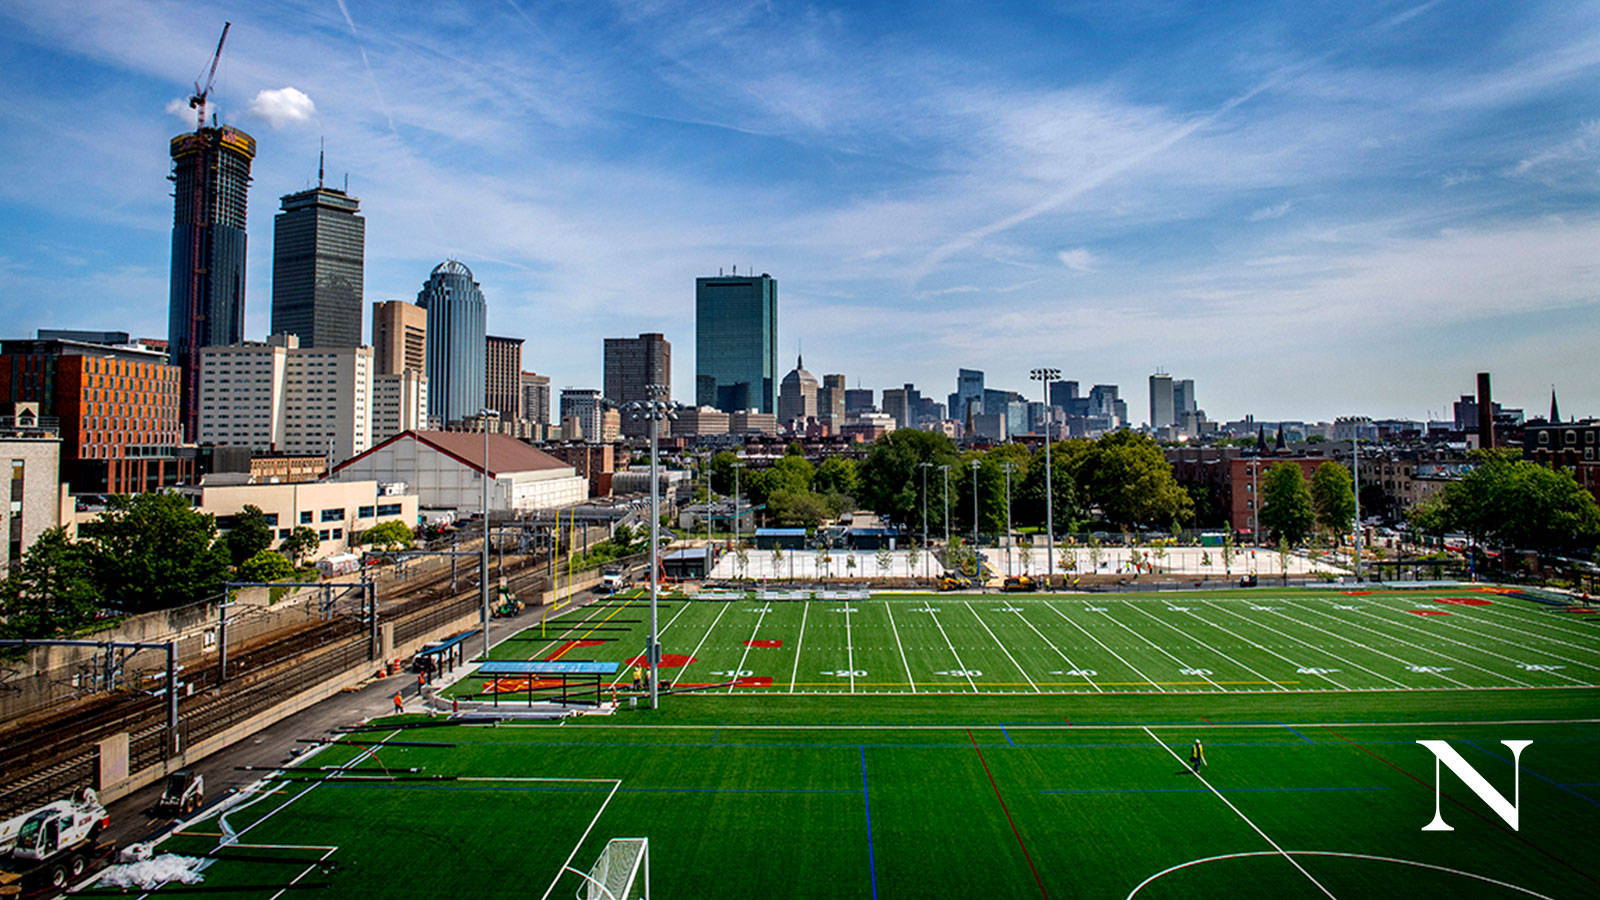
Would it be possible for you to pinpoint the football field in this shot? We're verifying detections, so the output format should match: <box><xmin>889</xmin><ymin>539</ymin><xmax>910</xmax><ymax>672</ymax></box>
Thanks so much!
<box><xmin>135</xmin><ymin>587</ymin><xmax>1600</xmax><ymax>899</ymax></box>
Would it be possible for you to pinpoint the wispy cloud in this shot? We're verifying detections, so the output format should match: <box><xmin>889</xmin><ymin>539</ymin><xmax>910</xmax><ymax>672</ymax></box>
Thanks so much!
<box><xmin>1247</xmin><ymin>201</ymin><xmax>1293</xmax><ymax>221</ymax></box>
<box><xmin>249</xmin><ymin>87</ymin><xmax>315</xmax><ymax>127</ymax></box>
<box><xmin>1057</xmin><ymin>248</ymin><xmax>1096</xmax><ymax>272</ymax></box>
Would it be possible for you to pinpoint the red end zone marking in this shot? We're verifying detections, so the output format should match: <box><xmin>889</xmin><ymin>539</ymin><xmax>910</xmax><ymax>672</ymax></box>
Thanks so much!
<box><xmin>1408</xmin><ymin>609</ymin><xmax>1451</xmax><ymax>616</ymax></box>
<box><xmin>734</xmin><ymin>676</ymin><xmax>773</xmax><ymax>687</ymax></box>
<box><xmin>968</xmin><ymin>729</ymin><xmax>1049</xmax><ymax>898</ymax></box>
<box><xmin>544</xmin><ymin>639</ymin><xmax>607</xmax><ymax>661</ymax></box>
<box><xmin>1566</xmin><ymin>608</ymin><xmax>1600</xmax><ymax>614</ymax></box>
<box><xmin>625</xmin><ymin>653</ymin><xmax>695</xmax><ymax>668</ymax></box>
<box><xmin>1433</xmin><ymin>597</ymin><xmax>1492</xmax><ymax>606</ymax></box>
<box><xmin>1343</xmin><ymin>590</ymin><xmax>1372</xmax><ymax>595</ymax></box>
<box><xmin>743</xmin><ymin>639</ymin><xmax>783</xmax><ymax>648</ymax></box>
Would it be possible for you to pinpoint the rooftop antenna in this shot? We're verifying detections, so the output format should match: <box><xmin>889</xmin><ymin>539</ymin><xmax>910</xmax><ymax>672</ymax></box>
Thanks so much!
<box><xmin>318</xmin><ymin>136</ymin><xmax>325</xmax><ymax>189</ymax></box>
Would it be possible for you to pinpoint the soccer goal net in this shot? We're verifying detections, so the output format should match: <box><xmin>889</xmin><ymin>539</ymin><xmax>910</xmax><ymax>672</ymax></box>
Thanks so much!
<box><xmin>573</xmin><ymin>837</ymin><xmax>648</xmax><ymax>900</ymax></box>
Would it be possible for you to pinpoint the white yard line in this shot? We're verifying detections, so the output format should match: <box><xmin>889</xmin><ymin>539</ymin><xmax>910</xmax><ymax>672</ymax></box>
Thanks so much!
<box><xmin>1011</xmin><ymin>605</ymin><xmax>1102</xmax><ymax>692</ymax></box>
<box><xmin>964</xmin><ymin>601</ymin><xmax>1039</xmax><ymax>692</ymax></box>
<box><xmin>727</xmin><ymin>604</ymin><xmax>770</xmax><ymax>693</ymax></box>
<box><xmin>670</xmin><ymin>602</ymin><xmax>732</xmax><ymax>688</ymax></box>
<box><xmin>1261</xmin><ymin>605</ymin><xmax>1468</xmax><ymax>687</ymax></box>
<box><xmin>924</xmin><ymin>606</ymin><xmax>979</xmax><ymax>692</ymax></box>
<box><xmin>1470</xmin><ymin>600</ymin><xmax>1600</xmax><ymax>645</ymax></box>
<box><xmin>1123</xmin><ymin>602</ymin><xmax>1285</xmax><ymax>691</ymax></box>
<box><xmin>845</xmin><ymin>603</ymin><xmax>856</xmax><ymax>694</ymax></box>
<box><xmin>1334</xmin><ymin>603</ymin><xmax>1583</xmax><ymax>686</ymax></box>
<box><xmin>527</xmin><ymin>600</ymin><xmax>620</xmax><ymax>661</ymax></box>
<box><xmin>1300</xmin><ymin>604</ymin><xmax>1532</xmax><ymax>687</ymax></box>
<box><xmin>1180</xmin><ymin>604</ymin><xmax>1348</xmax><ymax>690</ymax></box>
<box><xmin>790</xmin><ymin>601</ymin><xmax>809</xmax><ymax>694</ymax></box>
<box><xmin>1200</xmin><ymin>601</ymin><xmax>1374</xmax><ymax>690</ymax></box>
<box><xmin>266</xmin><ymin>846</ymin><xmax>339</xmax><ymax>900</ymax></box>
<box><xmin>884</xmin><ymin>600</ymin><xmax>917</xmax><ymax>693</ymax></box>
<box><xmin>1041</xmin><ymin>600</ymin><xmax>1166</xmax><ymax>692</ymax></box>
<box><xmin>538</xmin><ymin>779</ymin><xmax>624</xmax><ymax>900</ymax></box>
<box><xmin>1139</xmin><ymin>727</ymin><xmax>1337</xmax><ymax>900</ymax></box>
<box><xmin>1093</xmin><ymin>604</ymin><xmax>1229</xmax><ymax>692</ymax></box>
<box><xmin>1365</xmin><ymin>599</ymin><xmax>1600</xmax><ymax>670</ymax></box>
<box><xmin>606</xmin><ymin>601</ymin><xmax>692</xmax><ymax>689</ymax></box>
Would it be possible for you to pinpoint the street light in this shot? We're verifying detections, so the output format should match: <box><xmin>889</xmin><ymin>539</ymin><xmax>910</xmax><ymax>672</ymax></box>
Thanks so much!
<box><xmin>1030</xmin><ymin>367</ymin><xmax>1059</xmax><ymax>589</ymax></box>
<box><xmin>626</xmin><ymin>384</ymin><xmax>678</xmax><ymax>710</ymax></box>
<box><xmin>479</xmin><ymin>408</ymin><xmax>499</xmax><ymax>662</ymax></box>
<box><xmin>1001</xmin><ymin>461</ymin><xmax>1015</xmax><ymax>578</ymax></box>
<box><xmin>970</xmin><ymin>458</ymin><xmax>981</xmax><ymax>555</ymax></box>
<box><xmin>731</xmin><ymin>461</ymin><xmax>746</xmax><ymax>553</ymax></box>
<box><xmin>938</xmin><ymin>464</ymin><xmax>951</xmax><ymax>571</ymax></box>
<box><xmin>918</xmin><ymin>461</ymin><xmax>932</xmax><ymax>581</ymax></box>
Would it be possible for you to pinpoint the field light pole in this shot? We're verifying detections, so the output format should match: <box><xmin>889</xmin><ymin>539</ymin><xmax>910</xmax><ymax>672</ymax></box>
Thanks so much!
<box><xmin>628</xmin><ymin>385</ymin><xmax>677</xmax><ymax>710</ymax></box>
<box><xmin>1251</xmin><ymin>459</ymin><xmax>1260</xmax><ymax>550</ymax></box>
<box><xmin>970</xmin><ymin>459</ymin><xmax>981</xmax><ymax>551</ymax></box>
<box><xmin>731</xmin><ymin>462</ymin><xmax>745</xmax><ymax>555</ymax></box>
<box><xmin>1030</xmin><ymin>367</ymin><xmax>1058</xmax><ymax>589</ymax></box>
<box><xmin>479</xmin><ymin>408</ymin><xmax>499</xmax><ymax>662</ymax></box>
<box><xmin>939</xmin><ymin>464</ymin><xmax>950</xmax><ymax>569</ymax></box>
<box><xmin>919</xmin><ymin>462</ymin><xmax>931</xmax><ymax>581</ymax></box>
<box><xmin>1001</xmin><ymin>461</ymin><xmax>1015</xmax><ymax>577</ymax></box>
<box><xmin>1352</xmin><ymin>436</ymin><xmax>1363</xmax><ymax>582</ymax></box>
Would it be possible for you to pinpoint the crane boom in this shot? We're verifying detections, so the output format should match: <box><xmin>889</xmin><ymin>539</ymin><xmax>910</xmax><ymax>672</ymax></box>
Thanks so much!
<box><xmin>189</xmin><ymin>21</ymin><xmax>231</xmax><ymax>131</ymax></box>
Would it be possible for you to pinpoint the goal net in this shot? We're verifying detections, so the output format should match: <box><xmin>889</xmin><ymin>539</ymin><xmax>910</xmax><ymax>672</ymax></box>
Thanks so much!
<box><xmin>575</xmin><ymin>837</ymin><xmax>649</xmax><ymax>900</ymax></box>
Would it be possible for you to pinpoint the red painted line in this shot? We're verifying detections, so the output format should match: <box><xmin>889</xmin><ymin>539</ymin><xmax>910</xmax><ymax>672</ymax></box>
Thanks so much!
<box><xmin>1321</xmin><ymin>727</ymin><xmax>1600</xmax><ymax>887</ymax></box>
<box><xmin>1408</xmin><ymin>609</ymin><xmax>1452</xmax><ymax>616</ymax></box>
<box><xmin>968</xmin><ymin>729</ymin><xmax>1049</xmax><ymax>899</ymax></box>
<box><xmin>1201</xmin><ymin>716</ymin><xmax>1214</xmax><ymax>724</ymax></box>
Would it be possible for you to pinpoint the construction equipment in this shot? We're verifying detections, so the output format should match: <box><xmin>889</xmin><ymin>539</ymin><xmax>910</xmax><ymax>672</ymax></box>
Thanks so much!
<box><xmin>189</xmin><ymin>22</ymin><xmax>230</xmax><ymax>130</ymax></box>
<box><xmin>937</xmin><ymin>575</ymin><xmax>969</xmax><ymax>592</ymax></box>
<box><xmin>0</xmin><ymin>788</ymin><xmax>111</xmax><ymax>893</ymax></box>
<box><xmin>155</xmin><ymin>770</ymin><xmax>204</xmax><ymax>817</ymax></box>
<box><xmin>1001</xmin><ymin>575</ymin><xmax>1034</xmax><ymax>593</ymax></box>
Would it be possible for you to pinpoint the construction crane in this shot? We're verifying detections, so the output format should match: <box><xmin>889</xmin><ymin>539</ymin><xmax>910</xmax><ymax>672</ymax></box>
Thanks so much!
<box><xmin>189</xmin><ymin>21</ymin><xmax>230</xmax><ymax>131</ymax></box>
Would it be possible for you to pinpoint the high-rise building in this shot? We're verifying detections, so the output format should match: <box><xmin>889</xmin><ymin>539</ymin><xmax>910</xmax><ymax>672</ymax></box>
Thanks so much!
<box><xmin>882</xmin><ymin>384</ymin><xmax>922</xmax><ymax>430</ymax></box>
<box><xmin>270</xmin><ymin>168</ymin><xmax>364</xmax><ymax>348</ymax></box>
<box><xmin>197</xmin><ymin>335</ymin><xmax>374</xmax><ymax>463</ymax></box>
<box><xmin>952</xmin><ymin>369</ymin><xmax>984</xmax><ymax>421</ymax></box>
<box><xmin>372</xmin><ymin>369</ymin><xmax>429</xmax><ymax>444</ymax></box>
<box><xmin>1173</xmin><ymin>379</ymin><xmax>1196</xmax><ymax>418</ymax></box>
<box><xmin>559</xmin><ymin>389</ymin><xmax>604</xmax><ymax>442</ymax></box>
<box><xmin>818</xmin><ymin>374</ymin><xmax>846</xmax><ymax>422</ymax></box>
<box><xmin>168</xmin><ymin>125</ymin><xmax>256</xmax><ymax>440</ymax></box>
<box><xmin>1048</xmin><ymin>380</ymin><xmax>1078</xmax><ymax>410</ymax></box>
<box><xmin>777</xmin><ymin>355</ymin><xmax>819</xmax><ymax>425</ymax></box>
<box><xmin>695</xmin><ymin>273</ymin><xmax>776</xmax><ymax>414</ymax></box>
<box><xmin>416</xmin><ymin>260</ymin><xmax>486</xmax><ymax>426</ymax></box>
<box><xmin>520</xmin><ymin>372</ymin><xmax>551</xmax><ymax>425</ymax></box>
<box><xmin>1149</xmin><ymin>373</ymin><xmax>1174</xmax><ymax>429</ymax></box>
<box><xmin>372</xmin><ymin>300</ymin><xmax>427</xmax><ymax>376</ymax></box>
<box><xmin>604</xmin><ymin>333</ymin><xmax>671</xmax><ymax>437</ymax></box>
<box><xmin>486</xmin><ymin>335</ymin><xmax>523</xmax><ymax>421</ymax></box>
<box><xmin>844</xmin><ymin>388</ymin><xmax>875</xmax><ymax>413</ymax></box>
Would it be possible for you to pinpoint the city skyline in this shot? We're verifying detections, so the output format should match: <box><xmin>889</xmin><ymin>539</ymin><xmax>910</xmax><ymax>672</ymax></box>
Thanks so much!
<box><xmin>0</xmin><ymin>1</ymin><xmax>1596</xmax><ymax>422</ymax></box>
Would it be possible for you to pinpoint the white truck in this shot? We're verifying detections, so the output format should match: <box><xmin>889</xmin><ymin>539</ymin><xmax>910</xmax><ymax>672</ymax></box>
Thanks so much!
<box><xmin>0</xmin><ymin>788</ymin><xmax>111</xmax><ymax>895</ymax></box>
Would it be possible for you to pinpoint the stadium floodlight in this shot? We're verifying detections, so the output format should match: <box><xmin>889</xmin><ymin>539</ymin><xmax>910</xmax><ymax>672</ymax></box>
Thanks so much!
<box><xmin>970</xmin><ymin>458</ymin><xmax>981</xmax><ymax>555</ymax></box>
<box><xmin>938</xmin><ymin>464</ymin><xmax>951</xmax><ymax>571</ymax></box>
<box><xmin>918</xmin><ymin>462</ymin><xmax>932</xmax><ymax>581</ymax></box>
<box><xmin>1000</xmin><ymin>461</ymin><xmax>1015</xmax><ymax>578</ymax></box>
<box><xmin>479</xmin><ymin>408</ymin><xmax>498</xmax><ymax>662</ymax></box>
<box><xmin>1030</xmin><ymin>367</ymin><xmax>1059</xmax><ymax>590</ymax></box>
<box><xmin>627</xmin><ymin>385</ymin><xmax>678</xmax><ymax>710</ymax></box>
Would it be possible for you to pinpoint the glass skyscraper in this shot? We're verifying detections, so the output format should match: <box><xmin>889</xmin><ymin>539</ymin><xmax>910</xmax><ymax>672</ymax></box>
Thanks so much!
<box><xmin>417</xmin><ymin>260</ymin><xmax>486</xmax><ymax>426</ymax></box>
<box><xmin>695</xmin><ymin>273</ymin><xmax>776</xmax><ymax>414</ymax></box>
<box><xmin>270</xmin><ymin>175</ymin><xmax>364</xmax><ymax>348</ymax></box>
<box><xmin>168</xmin><ymin>124</ymin><xmax>255</xmax><ymax>440</ymax></box>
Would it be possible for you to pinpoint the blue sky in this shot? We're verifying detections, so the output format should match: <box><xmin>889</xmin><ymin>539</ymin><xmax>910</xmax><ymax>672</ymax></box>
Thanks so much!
<box><xmin>0</xmin><ymin>0</ymin><xmax>1596</xmax><ymax>424</ymax></box>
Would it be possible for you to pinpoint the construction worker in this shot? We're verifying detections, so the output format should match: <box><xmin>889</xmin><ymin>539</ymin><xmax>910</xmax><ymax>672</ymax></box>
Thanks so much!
<box><xmin>632</xmin><ymin>665</ymin><xmax>643</xmax><ymax>691</ymax></box>
<box><xmin>393</xmin><ymin>691</ymin><xmax>404</xmax><ymax>715</ymax></box>
<box><xmin>1189</xmin><ymin>738</ymin><xmax>1206</xmax><ymax>773</ymax></box>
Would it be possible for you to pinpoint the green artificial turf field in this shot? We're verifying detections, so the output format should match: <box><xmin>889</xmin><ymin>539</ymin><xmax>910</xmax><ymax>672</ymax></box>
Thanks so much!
<box><xmin>131</xmin><ymin>587</ymin><xmax>1600</xmax><ymax>899</ymax></box>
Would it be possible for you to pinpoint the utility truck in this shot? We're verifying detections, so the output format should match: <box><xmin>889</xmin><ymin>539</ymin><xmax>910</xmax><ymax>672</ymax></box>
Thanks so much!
<box><xmin>0</xmin><ymin>788</ymin><xmax>112</xmax><ymax>894</ymax></box>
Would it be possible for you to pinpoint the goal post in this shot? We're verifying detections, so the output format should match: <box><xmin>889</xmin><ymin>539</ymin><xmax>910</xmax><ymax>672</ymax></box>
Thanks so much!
<box><xmin>571</xmin><ymin>837</ymin><xmax>648</xmax><ymax>900</ymax></box>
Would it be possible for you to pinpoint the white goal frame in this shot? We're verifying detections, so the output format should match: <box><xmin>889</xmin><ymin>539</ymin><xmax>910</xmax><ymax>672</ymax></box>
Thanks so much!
<box><xmin>567</xmin><ymin>837</ymin><xmax>648</xmax><ymax>900</ymax></box>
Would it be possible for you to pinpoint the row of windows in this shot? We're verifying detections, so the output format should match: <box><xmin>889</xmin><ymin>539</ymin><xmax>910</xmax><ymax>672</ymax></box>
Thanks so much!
<box><xmin>1534</xmin><ymin>430</ymin><xmax>1598</xmax><ymax>445</ymax></box>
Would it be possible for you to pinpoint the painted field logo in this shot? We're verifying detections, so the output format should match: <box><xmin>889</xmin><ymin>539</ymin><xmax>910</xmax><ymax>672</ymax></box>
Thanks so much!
<box><xmin>1417</xmin><ymin>739</ymin><xmax>1532</xmax><ymax>831</ymax></box>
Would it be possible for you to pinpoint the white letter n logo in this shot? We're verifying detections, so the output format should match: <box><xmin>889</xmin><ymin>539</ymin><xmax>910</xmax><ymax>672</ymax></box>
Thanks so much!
<box><xmin>1416</xmin><ymin>740</ymin><xmax>1532</xmax><ymax>831</ymax></box>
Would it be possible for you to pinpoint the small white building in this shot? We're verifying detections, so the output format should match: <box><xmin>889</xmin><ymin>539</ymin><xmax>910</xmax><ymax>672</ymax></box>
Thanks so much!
<box><xmin>196</xmin><ymin>478</ymin><xmax>418</xmax><ymax>562</ymax></box>
<box><xmin>328</xmin><ymin>430</ymin><xmax>587</xmax><ymax>514</ymax></box>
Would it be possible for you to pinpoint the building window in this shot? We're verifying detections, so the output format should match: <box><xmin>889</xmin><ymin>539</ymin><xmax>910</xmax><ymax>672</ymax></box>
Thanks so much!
<box><xmin>358</xmin><ymin>505</ymin><xmax>375</xmax><ymax>518</ymax></box>
<box><xmin>332</xmin><ymin>528</ymin><xmax>343</xmax><ymax>539</ymax></box>
<box><xmin>1539</xmin><ymin>431</ymin><xmax>1550</xmax><ymax>445</ymax></box>
<box><xmin>300</xmin><ymin>511</ymin><xmax>313</xmax><ymax>524</ymax></box>
<box><xmin>278</xmin><ymin>528</ymin><xmax>291</xmax><ymax>539</ymax></box>
<box><xmin>318</xmin><ymin>529</ymin><xmax>330</xmax><ymax>540</ymax></box>
<box><xmin>1565</xmin><ymin>431</ymin><xmax>1577</xmax><ymax>444</ymax></box>
<box><xmin>376</xmin><ymin>503</ymin><xmax>403</xmax><ymax>517</ymax></box>
<box><xmin>320</xmin><ymin>508</ymin><xmax>345</xmax><ymax>522</ymax></box>
<box><xmin>203</xmin><ymin>630</ymin><xmax>217</xmax><ymax>651</ymax></box>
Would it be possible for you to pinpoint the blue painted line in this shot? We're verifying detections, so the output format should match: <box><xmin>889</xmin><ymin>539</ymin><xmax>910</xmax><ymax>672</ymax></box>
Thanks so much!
<box><xmin>1280</xmin><ymin>721</ymin><xmax>1314</xmax><ymax>744</ymax></box>
<box><xmin>1000</xmin><ymin>724</ymin><xmax>1015</xmax><ymax>747</ymax></box>
<box><xmin>1465</xmin><ymin>741</ymin><xmax>1600</xmax><ymax>808</ymax></box>
<box><xmin>861</xmin><ymin>746</ymin><xmax>878</xmax><ymax>900</ymax></box>
<box><xmin>1040</xmin><ymin>786</ymin><xmax>1388</xmax><ymax>795</ymax></box>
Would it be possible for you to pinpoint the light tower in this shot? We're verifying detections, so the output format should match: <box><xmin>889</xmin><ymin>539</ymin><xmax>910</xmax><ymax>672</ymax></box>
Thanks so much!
<box><xmin>627</xmin><ymin>384</ymin><xmax>678</xmax><ymax>709</ymax></box>
<box><xmin>1030</xmin><ymin>368</ymin><xmax>1059</xmax><ymax>589</ymax></box>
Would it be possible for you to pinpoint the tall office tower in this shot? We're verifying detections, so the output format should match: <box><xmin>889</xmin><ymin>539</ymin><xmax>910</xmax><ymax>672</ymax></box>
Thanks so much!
<box><xmin>1173</xmin><ymin>379</ymin><xmax>1195</xmax><ymax>416</ymax></box>
<box><xmin>1149</xmin><ymin>373</ymin><xmax>1175</xmax><ymax>429</ymax></box>
<box><xmin>416</xmin><ymin>260</ymin><xmax>486</xmax><ymax>426</ymax></box>
<box><xmin>1088</xmin><ymin>384</ymin><xmax>1121</xmax><ymax>423</ymax></box>
<box><xmin>270</xmin><ymin>161</ymin><xmax>364</xmax><ymax>348</ymax></box>
<box><xmin>486</xmin><ymin>335</ymin><xmax>523</xmax><ymax>421</ymax></box>
<box><xmin>604</xmin><ymin>332</ymin><xmax>672</xmax><ymax>437</ymax></box>
<box><xmin>955</xmin><ymin>368</ymin><xmax>984</xmax><ymax>418</ymax></box>
<box><xmin>818</xmin><ymin>373</ymin><xmax>846</xmax><ymax>421</ymax></box>
<box><xmin>520</xmin><ymin>372</ymin><xmax>551</xmax><ymax>425</ymax></box>
<box><xmin>844</xmin><ymin>388</ymin><xmax>875</xmax><ymax>413</ymax></box>
<box><xmin>777</xmin><ymin>355</ymin><xmax>819</xmax><ymax>425</ymax></box>
<box><xmin>372</xmin><ymin>300</ymin><xmax>427</xmax><ymax>375</ymax></box>
<box><xmin>559</xmin><ymin>388</ymin><xmax>604</xmax><ymax>441</ymax></box>
<box><xmin>1048</xmin><ymin>380</ymin><xmax>1078</xmax><ymax>410</ymax></box>
<box><xmin>168</xmin><ymin>124</ymin><xmax>256</xmax><ymax>440</ymax></box>
<box><xmin>695</xmin><ymin>272</ymin><xmax>777</xmax><ymax>414</ymax></box>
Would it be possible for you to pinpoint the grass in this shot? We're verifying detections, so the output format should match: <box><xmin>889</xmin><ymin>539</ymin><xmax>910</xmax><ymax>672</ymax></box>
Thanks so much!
<box><xmin>139</xmin><ymin>586</ymin><xmax>1600</xmax><ymax>899</ymax></box>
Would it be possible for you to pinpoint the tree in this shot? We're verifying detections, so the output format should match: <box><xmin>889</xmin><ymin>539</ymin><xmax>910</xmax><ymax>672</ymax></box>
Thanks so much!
<box><xmin>1222</xmin><ymin>524</ymin><xmax>1236</xmax><ymax>575</ymax></box>
<box><xmin>358</xmin><ymin>520</ymin><xmax>415</xmax><ymax>551</ymax></box>
<box><xmin>857</xmin><ymin>429</ymin><xmax>960</xmax><ymax>531</ymax></box>
<box><xmin>1426</xmin><ymin>450</ymin><xmax>1600</xmax><ymax>555</ymax></box>
<box><xmin>1310</xmin><ymin>462</ymin><xmax>1356</xmax><ymax>539</ymax></box>
<box><xmin>238</xmin><ymin>549</ymin><xmax>294</xmax><ymax>583</ymax></box>
<box><xmin>876</xmin><ymin>546</ymin><xmax>892</xmax><ymax>579</ymax></box>
<box><xmin>0</xmin><ymin>528</ymin><xmax>99</xmax><ymax>639</ymax></box>
<box><xmin>814</xmin><ymin>456</ymin><xmax>860</xmax><ymax>500</ymax></box>
<box><xmin>767</xmin><ymin>489</ymin><xmax>832</xmax><ymax>529</ymax></box>
<box><xmin>1018</xmin><ymin>441</ymin><xmax>1087</xmax><ymax>531</ymax></box>
<box><xmin>708</xmin><ymin>451</ymin><xmax>743</xmax><ymax>495</ymax></box>
<box><xmin>1258</xmin><ymin>463</ymin><xmax>1316</xmax><ymax>547</ymax></box>
<box><xmin>280</xmin><ymin>526</ymin><xmax>320</xmax><ymax>566</ymax></box>
<box><xmin>225</xmin><ymin>505</ymin><xmax>274</xmax><ymax>567</ymax></box>
<box><xmin>1076</xmin><ymin>431</ymin><xmax>1192</xmax><ymax>529</ymax></box>
<box><xmin>78</xmin><ymin>492</ymin><xmax>230</xmax><ymax>612</ymax></box>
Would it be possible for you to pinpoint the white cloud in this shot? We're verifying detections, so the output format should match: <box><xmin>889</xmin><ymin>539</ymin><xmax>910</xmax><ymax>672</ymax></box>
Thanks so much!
<box><xmin>249</xmin><ymin>87</ymin><xmax>316</xmax><ymax>128</ymax></box>
<box><xmin>1248</xmin><ymin>200</ymin><xmax>1293</xmax><ymax>221</ymax></box>
<box><xmin>165</xmin><ymin>96</ymin><xmax>211</xmax><ymax>127</ymax></box>
<box><xmin>1057</xmin><ymin>248</ymin><xmax>1096</xmax><ymax>273</ymax></box>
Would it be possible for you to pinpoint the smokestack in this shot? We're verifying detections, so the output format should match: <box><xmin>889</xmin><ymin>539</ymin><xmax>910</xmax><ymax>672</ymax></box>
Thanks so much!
<box><xmin>1477</xmin><ymin>372</ymin><xmax>1494</xmax><ymax>450</ymax></box>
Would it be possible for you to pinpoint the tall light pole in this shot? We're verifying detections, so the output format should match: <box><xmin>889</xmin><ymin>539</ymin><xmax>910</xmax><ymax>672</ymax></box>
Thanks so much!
<box><xmin>970</xmin><ymin>458</ymin><xmax>981</xmax><ymax>552</ymax></box>
<box><xmin>939</xmin><ymin>464</ymin><xmax>950</xmax><ymax>570</ymax></box>
<box><xmin>918</xmin><ymin>461</ymin><xmax>932</xmax><ymax>581</ymax></box>
<box><xmin>1001</xmin><ymin>461</ymin><xmax>1015</xmax><ymax>578</ymax></box>
<box><xmin>1030</xmin><ymin>367</ymin><xmax>1059</xmax><ymax>589</ymax></box>
<box><xmin>1251</xmin><ymin>458</ymin><xmax>1260</xmax><ymax>550</ymax></box>
<box><xmin>479</xmin><ymin>408</ymin><xmax>499</xmax><ymax>662</ymax></box>
<box><xmin>627</xmin><ymin>385</ymin><xmax>677</xmax><ymax>710</ymax></box>
<box><xmin>731</xmin><ymin>461</ymin><xmax>745</xmax><ymax>554</ymax></box>
<box><xmin>1352</xmin><ymin>435</ymin><xmax>1362</xmax><ymax>582</ymax></box>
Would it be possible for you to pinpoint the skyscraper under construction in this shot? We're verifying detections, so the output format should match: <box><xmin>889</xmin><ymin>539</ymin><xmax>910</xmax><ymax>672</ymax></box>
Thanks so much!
<box><xmin>168</xmin><ymin>124</ymin><xmax>256</xmax><ymax>440</ymax></box>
